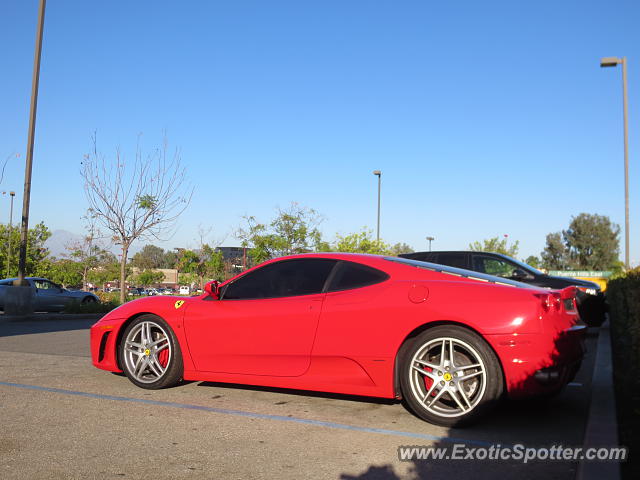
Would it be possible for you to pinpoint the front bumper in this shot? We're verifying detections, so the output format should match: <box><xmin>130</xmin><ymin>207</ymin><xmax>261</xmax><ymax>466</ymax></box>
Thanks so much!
<box><xmin>90</xmin><ymin>322</ymin><xmax>124</xmax><ymax>372</ymax></box>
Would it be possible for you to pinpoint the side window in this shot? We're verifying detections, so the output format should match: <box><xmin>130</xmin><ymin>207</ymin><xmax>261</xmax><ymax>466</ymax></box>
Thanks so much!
<box><xmin>434</xmin><ymin>253</ymin><xmax>468</xmax><ymax>269</ymax></box>
<box><xmin>222</xmin><ymin>259</ymin><xmax>337</xmax><ymax>300</ymax></box>
<box><xmin>327</xmin><ymin>261</ymin><xmax>389</xmax><ymax>292</ymax></box>
<box><xmin>34</xmin><ymin>280</ymin><xmax>53</xmax><ymax>290</ymax></box>
<box><xmin>472</xmin><ymin>256</ymin><xmax>516</xmax><ymax>278</ymax></box>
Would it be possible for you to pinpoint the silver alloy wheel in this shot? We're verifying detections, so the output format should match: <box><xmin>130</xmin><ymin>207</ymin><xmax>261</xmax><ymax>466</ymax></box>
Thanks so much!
<box><xmin>408</xmin><ymin>337</ymin><xmax>487</xmax><ymax>418</ymax></box>
<box><xmin>123</xmin><ymin>320</ymin><xmax>172</xmax><ymax>384</ymax></box>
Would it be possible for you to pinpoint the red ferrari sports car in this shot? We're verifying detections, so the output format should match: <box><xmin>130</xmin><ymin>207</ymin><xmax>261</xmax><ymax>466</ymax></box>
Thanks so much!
<box><xmin>91</xmin><ymin>253</ymin><xmax>585</xmax><ymax>426</ymax></box>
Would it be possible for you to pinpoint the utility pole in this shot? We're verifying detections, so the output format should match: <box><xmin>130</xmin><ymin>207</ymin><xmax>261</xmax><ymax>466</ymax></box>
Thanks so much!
<box><xmin>16</xmin><ymin>0</ymin><xmax>46</xmax><ymax>286</ymax></box>
<box><xmin>373</xmin><ymin>170</ymin><xmax>381</xmax><ymax>241</ymax></box>
<box><xmin>7</xmin><ymin>191</ymin><xmax>15</xmax><ymax>277</ymax></box>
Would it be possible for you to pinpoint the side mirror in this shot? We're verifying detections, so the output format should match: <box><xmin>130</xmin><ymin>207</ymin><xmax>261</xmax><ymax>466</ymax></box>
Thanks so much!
<box><xmin>204</xmin><ymin>280</ymin><xmax>220</xmax><ymax>299</ymax></box>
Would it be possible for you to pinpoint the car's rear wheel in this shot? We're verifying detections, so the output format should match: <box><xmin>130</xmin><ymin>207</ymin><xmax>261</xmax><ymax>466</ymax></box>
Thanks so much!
<box><xmin>399</xmin><ymin>325</ymin><xmax>503</xmax><ymax>427</ymax></box>
<box><xmin>118</xmin><ymin>315</ymin><xmax>183</xmax><ymax>389</ymax></box>
<box><xmin>82</xmin><ymin>296</ymin><xmax>96</xmax><ymax>304</ymax></box>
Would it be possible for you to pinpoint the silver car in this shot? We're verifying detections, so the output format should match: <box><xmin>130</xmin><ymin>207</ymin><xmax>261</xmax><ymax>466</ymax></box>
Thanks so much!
<box><xmin>0</xmin><ymin>277</ymin><xmax>99</xmax><ymax>312</ymax></box>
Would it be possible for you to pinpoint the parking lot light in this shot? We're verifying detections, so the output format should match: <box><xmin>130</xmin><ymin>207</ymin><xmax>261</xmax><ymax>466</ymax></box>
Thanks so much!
<box><xmin>600</xmin><ymin>56</ymin><xmax>630</xmax><ymax>269</ymax></box>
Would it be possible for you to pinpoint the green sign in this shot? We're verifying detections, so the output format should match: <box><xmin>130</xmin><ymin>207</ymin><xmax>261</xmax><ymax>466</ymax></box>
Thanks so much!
<box><xmin>547</xmin><ymin>270</ymin><xmax>612</xmax><ymax>278</ymax></box>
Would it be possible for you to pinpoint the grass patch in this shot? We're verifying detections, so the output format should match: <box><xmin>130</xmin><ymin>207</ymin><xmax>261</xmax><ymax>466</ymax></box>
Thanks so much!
<box><xmin>606</xmin><ymin>269</ymin><xmax>640</xmax><ymax>479</ymax></box>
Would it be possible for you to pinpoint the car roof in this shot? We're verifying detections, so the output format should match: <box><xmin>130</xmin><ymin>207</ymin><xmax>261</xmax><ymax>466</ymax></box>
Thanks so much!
<box><xmin>230</xmin><ymin>252</ymin><xmax>538</xmax><ymax>290</ymax></box>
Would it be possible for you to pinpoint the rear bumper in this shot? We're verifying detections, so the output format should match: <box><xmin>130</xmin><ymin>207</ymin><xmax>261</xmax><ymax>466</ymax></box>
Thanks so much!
<box><xmin>486</xmin><ymin>324</ymin><xmax>586</xmax><ymax>398</ymax></box>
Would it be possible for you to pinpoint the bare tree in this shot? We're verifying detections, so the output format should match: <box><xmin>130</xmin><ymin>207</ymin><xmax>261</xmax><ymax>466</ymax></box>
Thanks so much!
<box><xmin>65</xmin><ymin>211</ymin><xmax>114</xmax><ymax>291</ymax></box>
<box><xmin>81</xmin><ymin>133</ymin><xmax>192</xmax><ymax>303</ymax></box>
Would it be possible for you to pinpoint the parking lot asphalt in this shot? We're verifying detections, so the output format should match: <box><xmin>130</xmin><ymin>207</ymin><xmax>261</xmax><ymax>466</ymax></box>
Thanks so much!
<box><xmin>0</xmin><ymin>317</ymin><xmax>597</xmax><ymax>480</ymax></box>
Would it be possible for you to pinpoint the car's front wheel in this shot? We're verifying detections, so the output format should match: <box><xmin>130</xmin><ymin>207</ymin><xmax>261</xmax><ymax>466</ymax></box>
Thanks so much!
<box><xmin>399</xmin><ymin>325</ymin><xmax>503</xmax><ymax>427</ymax></box>
<box><xmin>118</xmin><ymin>315</ymin><xmax>183</xmax><ymax>389</ymax></box>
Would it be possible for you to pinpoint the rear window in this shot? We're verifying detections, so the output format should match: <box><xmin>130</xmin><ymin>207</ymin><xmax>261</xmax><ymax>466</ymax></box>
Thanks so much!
<box><xmin>327</xmin><ymin>261</ymin><xmax>389</xmax><ymax>292</ymax></box>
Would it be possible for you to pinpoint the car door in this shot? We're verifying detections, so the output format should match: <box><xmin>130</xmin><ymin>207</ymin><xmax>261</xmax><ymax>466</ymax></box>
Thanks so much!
<box><xmin>183</xmin><ymin>258</ymin><xmax>337</xmax><ymax>377</ymax></box>
<box><xmin>33</xmin><ymin>280</ymin><xmax>67</xmax><ymax>311</ymax></box>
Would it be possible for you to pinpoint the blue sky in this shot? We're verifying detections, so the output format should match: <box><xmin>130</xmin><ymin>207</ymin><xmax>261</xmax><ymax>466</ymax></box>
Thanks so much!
<box><xmin>0</xmin><ymin>0</ymin><xmax>638</xmax><ymax>262</ymax></box>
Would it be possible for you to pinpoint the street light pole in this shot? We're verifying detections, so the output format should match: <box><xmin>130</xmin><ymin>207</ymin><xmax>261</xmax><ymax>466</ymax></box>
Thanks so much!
<box><xmin>601</xmin><ymin>56</ymin><xmax>630</xmax><ymax>269</ymax></box>
<box><xmin>426</xmin><ymin>236</ymin><xmax>434</xmax><ymax>251</ymax></box>
<box><xmin>7</xmin><ymin>191</ymin><xmax>15</xmax><ymax>277</ymax></box>
<box><xmin>16</xmin><ymin>0</ymin><xmax>46</xmax><ymax>285</ymax></box>
<box><xmin>373</xmin><ymin>170</ymin><xmax>381</xmax><ymax>241</ymax></box>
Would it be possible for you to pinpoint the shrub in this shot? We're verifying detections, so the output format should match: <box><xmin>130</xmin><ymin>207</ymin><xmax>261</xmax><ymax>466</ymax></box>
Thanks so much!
<box><xmin>63</xmin><ymin>299</ymin><xmax>121</xmax><ymax>314</ymax></box>
<box><xmin>606</xmin><ymin>268</ymin><xmax>640</xmax><ymax>479</ymax></box>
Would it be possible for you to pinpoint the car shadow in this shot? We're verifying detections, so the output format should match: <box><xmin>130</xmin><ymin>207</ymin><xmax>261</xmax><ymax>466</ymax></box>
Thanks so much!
<box><xmin>0</xmin><ymin>316</ymin><xmax>98</xmax><ymax>338</ymax></box>
<box><xmin>195</xmin><ymin>380</ymin><xmax>397</xmax><ymax>405</ymax></box>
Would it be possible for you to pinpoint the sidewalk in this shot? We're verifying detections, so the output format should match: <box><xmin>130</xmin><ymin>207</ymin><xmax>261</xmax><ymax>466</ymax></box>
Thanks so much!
<box><xmin>577</xmin><ymin>321</ymin><xmax>621</xmax><ymax>480</ymax></box>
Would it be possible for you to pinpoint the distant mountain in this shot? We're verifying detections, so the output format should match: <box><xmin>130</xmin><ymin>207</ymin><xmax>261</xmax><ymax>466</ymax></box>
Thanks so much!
<box><xmin>45</xmin><ymin>230</ymin><xmax>83</xmax><ymax>258</ymax></box>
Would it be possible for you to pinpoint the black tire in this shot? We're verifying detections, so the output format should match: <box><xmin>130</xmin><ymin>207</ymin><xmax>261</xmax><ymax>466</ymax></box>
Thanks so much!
<box><xmin>399</xmin><ymin>325</ymin><xmax>503</xmax><ymax>427</ymax></box>
<box><xmin>82</xmin><ymin>296</ymin><xmax>97</xmax><ymax>304</ymax></box>
<box><xmin>118</xmin><ymin>314</ymin><xmax>183</xmax><ymax>389</ymax></box>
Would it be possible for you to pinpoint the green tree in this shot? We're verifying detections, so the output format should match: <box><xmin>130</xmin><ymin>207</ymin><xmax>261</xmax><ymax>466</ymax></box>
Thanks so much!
<box><xmin>541</xmin><ymin>232</ymin><xmax>570</xmax><ymax>269</ymax></box>
<box><xmin>176</xmin><ymin>245</ymin><xmax>226</xmax><ymax>287</ymax></box>
<box><xmin>541</xmin><ymin>214</ymin><xmax>621</xmax><ymax>271</ymax></box>
<box><xmin>130</xmin><ymin>269</ymin><xmax>165</xmax><ymax>287</ymax></box>
<box><xmin>0</xmin><ymin>221</ymin><xmax>51</xmax><ymax>278</ymax></box>
<box><xmin>390</xmin><ymin>242</ymin><xmax>414</xmax><ymax>256</ymax></box>
<box><xmin>87</xmin><ymin>261</ymin><xmax>127</xmax><ymax>290</ymax></box>
<box><xmin>563</xmin><ymin>213</ymin><xmax>620</xmax><ymax>270</ymax></box>
<box><xmin>201</xmin><ymin>245</ymin><xmax>226</xmax><ymax>282</ymax></box>
<box><xmin>37</xmin><ymin>259</ymin><xmax>84</xmax><ymax>287</ymax></box>
<box><xmin>524</xmin><ymin>255</ymin><xmax>541</xmax><ymax>269</ymax></box>
<box><xmin>469</xmin><ymin>236</ymin><xmax>519</xmax><ymax>257</ymax></box>
<box><xmin>131</xmin><ymin>244</ymin><xmax>166</xmax><ymax>270</ymax></box>
<box><xmin>331</xmin><ymin>229</ymin><xmax>392</xmax><ymax>255</ymax></box>
<box><xmin>162</xmin><ymin>250</ymin><xmax>178</xmax><ymax>269</ymax></box>
<box><xmin>237</xmin><ymin>203</ymin><xmax>324</xmax><ymax>263</ymax></box>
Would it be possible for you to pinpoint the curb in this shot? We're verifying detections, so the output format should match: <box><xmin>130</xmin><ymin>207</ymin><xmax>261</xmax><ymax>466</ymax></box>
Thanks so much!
<box><xmin>576</xmin><ymin>320</ymin><xmax>621</xmax><ymax>480</ymax></box>
<box><xmin>0</xmin><ymin>313</ymin><xmax>105</xmax><ymax>323</ymax></box>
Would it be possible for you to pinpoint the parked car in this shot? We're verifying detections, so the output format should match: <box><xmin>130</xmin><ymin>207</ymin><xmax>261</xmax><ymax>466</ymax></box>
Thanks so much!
<box><xmin>399</xmin><ymin>251</ymin><xmax>607</xmax><ymax>326</ymax></box>
<box><xmin>91</xmin><ymin>253</ymin><xmax>585</xmax><ymax>427</ymax></box>
<box><xmin>0</xmin><ymin>277</ymin><xmax>99</xmax><ymax>312</ymax></box>
<box><xmin>178</xmin><ymin>285</ymin><xmax>191</xmax><ymax>295</ymax></box>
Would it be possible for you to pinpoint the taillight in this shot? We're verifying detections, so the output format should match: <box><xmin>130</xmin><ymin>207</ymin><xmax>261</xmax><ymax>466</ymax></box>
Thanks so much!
<box><xmin>559</xmin><ymin>286</ymin><xmax>577</xmax><ymax>312</ymax></box>
<box><xmin>538</xmin><ymin>287</ymin><xmax>577</xmax><ymax>313</ymax></box>
<box><xmin>537</xmin><ymin>292</ymin><xmax>560</xmax><ymax>312</ymax></box>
